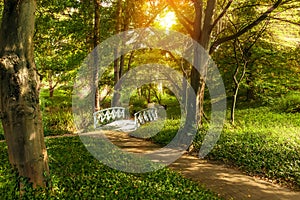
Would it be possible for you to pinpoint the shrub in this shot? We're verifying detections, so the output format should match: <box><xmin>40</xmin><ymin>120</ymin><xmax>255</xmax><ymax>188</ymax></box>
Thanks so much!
<box><xmin>129</xmin><ymin>95</ymin><xmax>148</xmax><ymax>116</ymax></box>
<box><xmin>272</xmin><ymin>91</ymin><xmax>300</xmax><ymax>113</ymax></box>
<box><xmin>43</xmin><ymin>110</ymin><xmax>75</xmax><ymax>136</ymax></box>
<box><xmin>40</xmin><ymin>87</ymin><xmax>75</xmax><ymax>136</ymax></box>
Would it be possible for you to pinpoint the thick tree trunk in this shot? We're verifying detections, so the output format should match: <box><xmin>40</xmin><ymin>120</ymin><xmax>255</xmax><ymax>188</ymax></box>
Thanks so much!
<box><xmin>0</xmin><ymin>0</ymin><xmax>49</xmax><ymax>187</ymax></box>
<box><xmin>189</xmin><ymin>0</ymin><xmax>216</xmax><ymax>126</ymax></box>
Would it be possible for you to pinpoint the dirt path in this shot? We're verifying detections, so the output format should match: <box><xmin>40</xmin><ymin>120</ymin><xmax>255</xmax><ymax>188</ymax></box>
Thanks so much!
<box><xmin>103</xmin><ymin>130</ymin><xmax>300</xmax><ymax>200</ymax></box>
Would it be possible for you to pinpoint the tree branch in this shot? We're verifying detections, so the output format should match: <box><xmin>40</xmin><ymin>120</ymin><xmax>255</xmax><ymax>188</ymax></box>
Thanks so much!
<box><xmin>209</xmin><ymin>0</ymin><xmax>283</xmax><ymax>54</ymax></box>
<box><xmin>269</xmin><ymin>16</ymin><xmax>300</xmax><ymax>26</ymax></box>
<box><xmin>167</xmin><ymin>0</ymin><xmax>193</xmax><ymax>35</ymax></box>
<box><xmin>210</xmin><ymin>0</ymin><xmax>233</xmax><ymax>33</ymax></box>
<box><xmin>143</xmin><ymin>4</ymin><xmax>167</xmax><ymax>27</ymax></box>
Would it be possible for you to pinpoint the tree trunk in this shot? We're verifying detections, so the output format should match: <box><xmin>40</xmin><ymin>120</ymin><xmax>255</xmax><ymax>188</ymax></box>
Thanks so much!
<box><xmin>112</xmin><ymin>0</ymin><xmax>122</xmax><ymax>107</ymax></box>
<box><xmin>231</xmin><ymin>41</ymin><xmax>247</xmax><ymax>125</ymax></box>
<box><xmin>49</xmin><ymin>75</ymin><xmax>54</xmax><ymax>98</ymax></box>
<box><xmin>0</xmin><ymin>0</ymin><xmax>49</xmax><ymax>188</ymax></box>
<box><xmin>189</xmin><ymin>0</ymin><xmax>216</xmax><ymax>126</ymax></box>
<box><xmin>93</xmin><ymin>0</ymin><xmax>101</xmax><ymax>111</ymax></box>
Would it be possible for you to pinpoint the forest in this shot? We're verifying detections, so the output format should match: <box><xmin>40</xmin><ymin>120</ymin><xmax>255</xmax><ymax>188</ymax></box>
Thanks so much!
<box><xmin>0</xmin><ymin>0</ymin><xmax>299</xmax><ymax>199</ymax></box>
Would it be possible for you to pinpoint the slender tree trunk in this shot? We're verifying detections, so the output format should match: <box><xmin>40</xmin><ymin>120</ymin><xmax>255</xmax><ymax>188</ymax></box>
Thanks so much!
<box><xmin>93</xmin><ymin>0</ymin><xmax>101</xmax><ymax>111</ymax></box>
<box><xmin>231</xmin><ymin>63</ymin><xmax>246</xmax><ymax>124</ymax></box>
<box><xmin>112</xmin><ymin>0</ymin><xmax>122</xmax><ymax>106</ymax></box>
<box><xmin>49</xmin><ymin>74</ymin><xmax>54</xmax><ymax>98</ymax></box>
<box><xmin>0</xmin><ymin>0</ymin><xmax>49</xmax><ymax>188</ymax></box>
<box><xmin>112</xmin><ymin>48</ymin><xmax>121</xmax><ymax>106</ymax></box>
<box><xmin>231</xmin><ymin>87</ymin><xmax>238</xmax><ymax>125</ymax></box>
<box><xmin>48</xmin><ymin>72</ymin><xmax>58</xmax><ymax>98</ymax></box>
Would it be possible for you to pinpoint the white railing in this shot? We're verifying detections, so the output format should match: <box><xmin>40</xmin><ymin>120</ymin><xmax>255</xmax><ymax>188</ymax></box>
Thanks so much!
<box><xmin>93</xmin><ymin>107</ymin><xmax>126</xmax><ymax>129</ymax></box>
<box><xmin>93</xmin><ymin>107</ymin><xmax>158</xmax><ymax>130</ymax></box>
<box><xmin>134</xmin><ymin>107</ymin><xmax>158</xmax><ymax>128</ymax></box>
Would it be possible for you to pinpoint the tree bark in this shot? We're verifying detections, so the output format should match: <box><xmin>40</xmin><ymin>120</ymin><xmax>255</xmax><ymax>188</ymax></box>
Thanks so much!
<box><xmin>231</xmin><ymin>42</ymin><xmax>247</xmax><ymax>125</ymax></box>
<box><xmin>94</xmin><ymin>0</ymin><xmax>101</xmax><ymax>111</ymax></box>
<box><xmin>0</xmin><ymin>0</ymin><xmax>49</xmax><ymax>188</ymax></box>
<box><xmin>112</xmin><ymin>0</ymin><xmax>122</xmax><ymax>107</ymax></box>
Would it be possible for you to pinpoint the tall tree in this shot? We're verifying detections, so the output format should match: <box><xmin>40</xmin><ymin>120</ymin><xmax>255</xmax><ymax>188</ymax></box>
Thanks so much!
<box><xmin>94</xmin><ymin>0</ymin><xmax>101</xmax><ymax>110</ymax></box>
<box><xmin>0</xmin><ymin>0</ymin><xmax>49</xmax><ymax>187</ymax></box>
<box><xmin>167</xmin><ymin>0</ymin><xmax>286</xmax><ymax>125</ymax></box>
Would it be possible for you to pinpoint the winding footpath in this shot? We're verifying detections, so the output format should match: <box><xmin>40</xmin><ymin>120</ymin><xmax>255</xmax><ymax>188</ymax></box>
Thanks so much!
<box><xmin>102</xmin><ymin>130</ymin><xmax>300</xmax><ymax>200</ymax></box>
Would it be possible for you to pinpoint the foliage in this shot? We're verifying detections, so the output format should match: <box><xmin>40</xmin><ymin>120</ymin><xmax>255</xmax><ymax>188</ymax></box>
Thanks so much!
<box><xmin>271</xmin><ymin>91</ymin><xmax>300</xmax><ymax>113</ymax></box>
<box><xmin>34</xmin><ymin>0</ymin><xmax>90</xmax><ymax>98</ymax></box>
<box><xmin>160</xmin><ymin>95</ymin><xmax>181</xmax><ymax>119</ymax></box>
<box><xmin>0</xmin><ymin>137</ymin><xmax>221</xmax><ymax>199</ymax></box>
<box><xmin>40</xmin><ymin>88</ymin><xmax>76</xmax><ymax>136</ymax></box>
<box><xmin>150</xmin><ymin>119</ymin><xmax>181</xmax><ymax>146</ymax></box>
<box><xmin>128</xmin><ymin>94</ymin><xmax>148</xmax><ymax>116</ymax></box>
<box><xmin>42</xmin><ymin>111</ymin><xmax>75</xmax><ymax>136</ymax></box>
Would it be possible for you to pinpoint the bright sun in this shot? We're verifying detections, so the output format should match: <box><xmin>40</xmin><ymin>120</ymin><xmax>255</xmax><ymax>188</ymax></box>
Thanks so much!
<box><xmin>156</xmin><ymin>11</ymin><xmax>177</xmax><ymax>30</ymax></box>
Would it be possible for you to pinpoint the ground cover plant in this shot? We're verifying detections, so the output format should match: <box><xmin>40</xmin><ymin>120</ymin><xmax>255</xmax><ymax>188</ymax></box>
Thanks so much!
<box><xmin>199</xmin><ymin>106</ymin><xmax>300</xmax><ymax>189</ymax></box>
<box><xmin>0</xmin><ymin>136</ymin><xmax>221</xmax><ymax>199</ymax></box>
<box><xmin>150</xmin><ymin>98</ymin><xmax>300</xmax><ymax>189</ymax></box>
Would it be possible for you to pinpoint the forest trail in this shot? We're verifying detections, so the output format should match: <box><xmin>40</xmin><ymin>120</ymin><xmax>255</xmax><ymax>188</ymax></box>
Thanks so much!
<box><xmin>102</xmin><ymin>130</ymin><xmax>300</xmax><ymax>200</ymax></box>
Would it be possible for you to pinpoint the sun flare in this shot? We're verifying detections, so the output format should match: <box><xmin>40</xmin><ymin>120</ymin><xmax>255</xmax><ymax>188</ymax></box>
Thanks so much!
<box><xmin>156</xmin><ymin>11</ymin><xmax>177</xmax><ymax>30</ymax></box>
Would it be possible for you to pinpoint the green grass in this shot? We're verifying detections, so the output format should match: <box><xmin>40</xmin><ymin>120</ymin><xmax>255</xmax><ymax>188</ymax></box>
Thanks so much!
<box><xmin>0</xmin><ymin>136</ymin><xmax>221</xmax><ymax>199</ymax></box>
<box><xmin>150</xmin><ymin>101</ymin><xmax>300</xmax><ymax>189</ymax></box>
<box><xmin>195</xmin><ymin>107</ymin><xmax>300</xmax><ymax>189</ymax></box>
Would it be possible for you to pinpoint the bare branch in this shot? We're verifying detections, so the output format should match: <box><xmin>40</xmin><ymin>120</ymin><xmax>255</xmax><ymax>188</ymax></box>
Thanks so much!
<box><xmin>269</xmin><ymin>16</ymin><xmax>300</xmax><ymax>26</ymax></box>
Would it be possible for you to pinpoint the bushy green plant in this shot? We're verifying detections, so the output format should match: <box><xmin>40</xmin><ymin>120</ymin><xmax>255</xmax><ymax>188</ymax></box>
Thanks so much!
<box><xmin>129</xmin><ymin>95</ymin><xmax>148</xmax><ymax>116</ymax></box>
<box><xmin>40</xmin><ymin>88</ymin><xmax>75</xmax><ymax>136</ymax></box>
<box><xmin>150</xmin><ymin>119</ymin><xmax>181</xmax><ymax>145</ymax></box>
<box><xmin>160</xmin><ymin>96</ymin><xmax>181</xmax><ymax>119</ymax></box>
<box><xmin>43</xmin><ymin>111</ymin><xmax>75</xmax><ymax>136</ymax></box>
<box><xmin>40</xmin><ymin>97</ymin><xmax>72</xmax><ymax>111</ymax></box>
<box><xmin>272</xmin><ymin>92</ymin><xmax>300</xmax><ymax>113</ymax></box>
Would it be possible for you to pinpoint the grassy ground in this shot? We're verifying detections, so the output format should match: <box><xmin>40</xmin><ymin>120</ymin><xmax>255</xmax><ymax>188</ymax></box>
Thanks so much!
<box><xmin>150</xmin><ymin>103</ymin><xmax>300</xmax><ymax>189</ymax></box>
<box><xmin>0</xmin><ymin>136</ymin><xmax>221</xmax><ymax>199</ymax></box>
<box><xmin>1</xmin><ymin>89</ymin><xmax>299</xmax><ymax>196</ymax></box>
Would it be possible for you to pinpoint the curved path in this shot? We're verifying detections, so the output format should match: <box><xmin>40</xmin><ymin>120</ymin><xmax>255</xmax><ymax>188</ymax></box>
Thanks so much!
<box><xmin>103</xmin><ymin>130</ymin><xmax>300</xmax><ymax>200</ymax></box>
